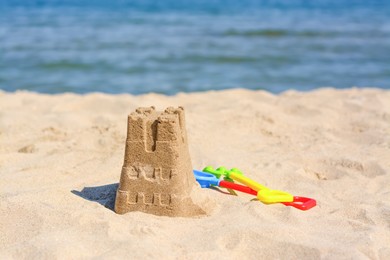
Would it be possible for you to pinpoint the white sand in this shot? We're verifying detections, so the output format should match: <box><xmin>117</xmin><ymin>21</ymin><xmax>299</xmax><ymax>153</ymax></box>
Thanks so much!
<box><xmin>1</xmin><ymin>88</ymin><xmax>390</xmax><ymax>259</ymax></box>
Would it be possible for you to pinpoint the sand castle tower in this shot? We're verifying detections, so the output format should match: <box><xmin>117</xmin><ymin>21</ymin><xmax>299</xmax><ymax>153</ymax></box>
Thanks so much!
<box><xmin>115</xmin><ymin>106</ymin><xmax>204</xmax><ymax>217</ymax></box>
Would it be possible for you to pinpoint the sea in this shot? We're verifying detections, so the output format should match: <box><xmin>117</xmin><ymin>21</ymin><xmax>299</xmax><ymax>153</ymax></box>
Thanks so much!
<box><xmin>0</xmin><ymin>0</ymin><xmax>389</xmax><ymax>94</ymax></box>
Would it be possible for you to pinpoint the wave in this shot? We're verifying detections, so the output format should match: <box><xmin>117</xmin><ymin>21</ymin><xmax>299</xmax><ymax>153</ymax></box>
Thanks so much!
<box><xmin>222</xmin><ymin>29</ymin><xmax>390</xmax><ymax>39</ymax></box>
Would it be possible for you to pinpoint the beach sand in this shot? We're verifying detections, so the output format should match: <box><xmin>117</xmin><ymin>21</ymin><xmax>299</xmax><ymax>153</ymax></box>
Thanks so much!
<box><xmin>1</xmin><ymin>88</ymin><xmax>389</xmax><ymax>259</ymax></box>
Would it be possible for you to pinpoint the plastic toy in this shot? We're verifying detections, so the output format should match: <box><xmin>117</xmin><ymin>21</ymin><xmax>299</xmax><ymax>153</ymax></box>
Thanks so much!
<box><xmin>194</xmin><ymin>170</ymin><xmax>259</xmax><ymax>195</ymax></box>
<box><xmin>203</xmin><ymin>166</ymin><xmax>293</xmax><ymax>204</ymax></box>
<box><xmin>194</xmin><ymin>166</ymin><xmax>316</xmax><ymax>211</ymax></box>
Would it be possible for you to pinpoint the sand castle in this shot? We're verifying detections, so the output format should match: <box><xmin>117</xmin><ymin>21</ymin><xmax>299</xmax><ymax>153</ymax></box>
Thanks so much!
<box><xmin>115</xmin><ymin>106</ymin><xmax>204</xmax><ymax>217</ymax></box>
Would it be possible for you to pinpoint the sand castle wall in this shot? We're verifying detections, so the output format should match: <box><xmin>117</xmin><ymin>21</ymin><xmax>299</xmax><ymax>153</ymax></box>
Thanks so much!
<box><xmin>115</xmin><ymin>106</ymin><xmax>204</xmax><ymax>217</ymax></box>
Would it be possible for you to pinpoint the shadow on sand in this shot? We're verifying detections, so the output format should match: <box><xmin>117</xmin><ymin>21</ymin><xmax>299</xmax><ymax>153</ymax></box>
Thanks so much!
<box><xmin>72</xmin><ymin>183</ymin><xmax>118</xmax><ymax>212</ymax></box>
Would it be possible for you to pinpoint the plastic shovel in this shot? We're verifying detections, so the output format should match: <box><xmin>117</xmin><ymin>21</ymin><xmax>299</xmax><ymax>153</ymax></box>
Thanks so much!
<box><xmin>201</xmin><ymin>167</ymin><xmax>317</xmax><ymax>211</ymax></box>
<box><xmin>193</xmin><ymin>170</ymin><xmax>257</xmax><ymax>195</ymax></box>
<box><xmin>202</xmin><ymin>167</ymin><xmax>293</xmax><ymax>204</ymax></box>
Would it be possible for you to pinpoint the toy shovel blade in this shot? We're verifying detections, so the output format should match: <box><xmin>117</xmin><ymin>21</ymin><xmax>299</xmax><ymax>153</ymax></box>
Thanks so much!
<box><xmin>193</xmin><ymin>170</ymin><xmax>220</xmax><ymax>188</ymax></box>
<box><xmin>283</xmin><ymin>196</ymin><xmax>317</xmax><ymax>211</ymax></box>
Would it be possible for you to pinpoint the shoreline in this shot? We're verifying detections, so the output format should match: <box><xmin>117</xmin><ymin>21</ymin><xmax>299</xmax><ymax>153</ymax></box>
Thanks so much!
<box><xmin>0</xmin><ymin>86</ymin><xmax>387</xmax><ymax>96</ymax></box>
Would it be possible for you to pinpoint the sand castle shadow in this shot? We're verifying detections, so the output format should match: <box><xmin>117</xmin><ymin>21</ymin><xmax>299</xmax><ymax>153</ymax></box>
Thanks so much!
<box><xmin>71</xmin><ymin>183</ymin><xmax>118</xmax><ymax>212</ymax></box>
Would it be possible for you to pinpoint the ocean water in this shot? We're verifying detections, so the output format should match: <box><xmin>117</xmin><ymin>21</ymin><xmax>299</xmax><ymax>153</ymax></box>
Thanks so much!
<box><xmin>0</xmin><ymin>0</ymin><xmax>389</xmax><ymax>94</ymax></box>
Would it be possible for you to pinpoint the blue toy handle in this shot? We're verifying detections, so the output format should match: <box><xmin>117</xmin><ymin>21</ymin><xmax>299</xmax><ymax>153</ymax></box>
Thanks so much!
<box><xmin>193</xmin><ymin>170</ymin><xmax>220</xmax><ymax>188</ymax></box>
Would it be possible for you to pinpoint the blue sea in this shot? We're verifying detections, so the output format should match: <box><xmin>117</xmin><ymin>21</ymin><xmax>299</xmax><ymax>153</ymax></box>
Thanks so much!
<box><xmin>0</xmin><ymin>0</ymin><xmax>389</xmax><ymax>94</ymax></box>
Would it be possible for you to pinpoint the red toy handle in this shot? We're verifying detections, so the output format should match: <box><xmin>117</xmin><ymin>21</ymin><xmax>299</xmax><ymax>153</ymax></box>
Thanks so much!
<box><xmin>219</xmin><ymin>180</ymin><xmax>257</xmax><ymax>196</ymax></box>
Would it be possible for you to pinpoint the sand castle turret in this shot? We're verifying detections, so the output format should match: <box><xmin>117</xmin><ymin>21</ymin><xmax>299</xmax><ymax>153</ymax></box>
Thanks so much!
<box><xmin>115</xmin><ymin>106</ymin><xmax>204</xmax><ymax>217</ymax></box>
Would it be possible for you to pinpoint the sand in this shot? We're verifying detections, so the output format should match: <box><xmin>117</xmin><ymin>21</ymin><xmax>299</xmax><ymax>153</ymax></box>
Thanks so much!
<box><xmin>0</xmin><ymin>88</ymin><xmax>389</xmax><ymax>259</ymax></box>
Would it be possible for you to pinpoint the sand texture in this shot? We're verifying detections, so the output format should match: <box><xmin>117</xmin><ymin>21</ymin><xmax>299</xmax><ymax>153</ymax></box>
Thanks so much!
<box><xmin>1</xmin><ymin>88</ymin><xmax>390</xmax><ymax>259</ymax></box>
